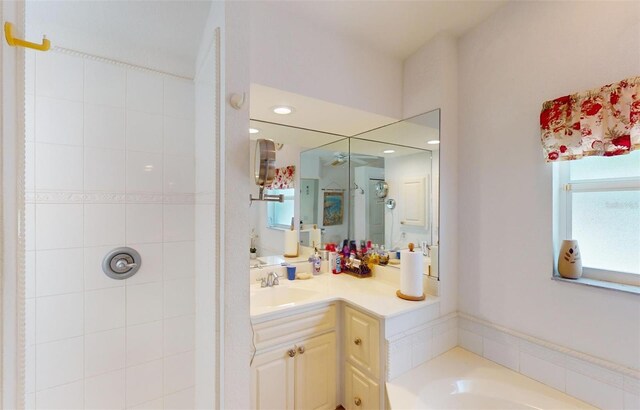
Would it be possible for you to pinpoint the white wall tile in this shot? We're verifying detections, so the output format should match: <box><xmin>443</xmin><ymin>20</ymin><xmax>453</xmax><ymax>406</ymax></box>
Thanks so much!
<box><xmin>127</xmin><ymin>282</ymin><xmax>163</xmax><ymax>325</ymax></box>
<box><xmin>125</xmin><ymin>359</ymin><xmax>164</xmax><ymax>407</ymax></box>
<box><xmin>624</xmin><ymin>391</ymin><xmax>640</xmax><ymax>410</ymax></box>
<box><xmin>126</xmin><ymin>70</ymin><xmax>163</xmax><ymax>115</ymax></box>
<box><xmin>35</xmin><ymin>143</ymin><xmax>83</xmax><ymax>192</ymax></box>
<box><xmin>164</xmin><ymin>279</ymin><xmax>195</xmax><ymax>318</ymax></box>
<box><xmin>36</xmin><ymin>337</ymin><xmax>84</xmax><ymax>390</ymax></box>
<box><xmin>35</xmin><ymin>248</ymin><xmax>83</xmax><ymax>297</ymax></box>
<box><xmin>35</xmin><ymin>380</ymin><xmax>84</xmax><ymax>410</ymax></box>
<box><xmin>84</xmin><ymin>104</ymin><xmax>126</xmax><ymax>150</ymax></box>
<box><xmin>85</xmin><ymin>287</ymin><xmax>126</xmax><ymax>333</ymax></box>
<box><xmin>483</xmin><ymin>337</ymin><xmax>519</xmax><ymax>372</ymax></box>
<box><xmin>163</xmin><ymin>387</ymin><xmax>194</xmax><ymax>410</ymax></box>
<box><xmin>126</xmin><ymin>110</ymin><xmax>164</xmax><ymax>153</ymax></box>
<box><xmin>84</xmin><ymin>369</ymin><xmax>126</xmax><ymax>410</ymax></box>
<box><xmin>84</xmin><ymin>204</ymin><xmax>125</xmax><ymax>247</ymax></box>
<box><xmin>85</xmin><ymin>328</ymin><xmax>126</xmax><ymax>377</ymax></box>
<box><xmin>164</xmin><ymin>156</ymin><xmax>195</xmax><ymax>194</ymax></box>
<box><xmin>164</xmin><ymin>117</ymin><xmax>194</xmax><ymax>156</ymax></box>
<box><xmin>26</xmin><ymin>299</ymin><xmax>35</xmax><ymax>346</ymax></box>
<box><xmin>163</xmin><ymin>205</ymin><xmax>194</xmax><ymax>242</ymax></box>
<box><xmin>26</xmin><ymin>345</ymin><xmax>36</xmax><ymax>393</ymax></box>
<box><xmin>84</xmin><ymin>148</ymin><xmax>126</xmax><ymax>192</ymax></box>
<box><xmin>129</xmin><ymin>398</ymin><xmax>164</xmax><ymax>410</ymax></box>
<box><xmin>26</xmin><ymin>251</ymin><xmax>36</xmax><ymax>299</ymax></box>
<box><xmin>126</xmin><ymin>204</ymin><xmax>163</xmax><ymax>244</ymax></box>
<box><xmin>411</xmin><ymin>328</ymin><xmax>432</xmax><ymax>368</ymax></box>
<box><xmin>35</xmin><ymin>97</ymin><xmax>83</xmax><ymax>146</ymax></box>
<box><xmin>25</xmin><ymin>142</ymin><xmax>35</xmax><ymax>192</ymax></box>
<box><xmin>84</xmin><ymin>60</ymin><xmax>126</xmax><ymax>107</ymax></box>
<box><xmin>164</xmin><ymin>316</ymin><xmax>195</xmax><ymax>356</ymax></box>
<box><xmin>519</xmin><ymin>351</ymin><xmax>566</xmax><ymax>392</ymax></box>
<box><xmin>35</xmin><ymin>204</ymin><xmax>83</xmax><ymax>250</ymax></box>
<box><xmin>84</xmin><ymin>246</ymin><xmax>125</xmax><ymax>291</ymax></box>
<box><xmin>36</xmin><ymin>293</ymin><xmax>84</xmax><ymax>343</ymax></box>
<box><xmin>36</xmin><ymin>52</ymin><xmax>83</xmax><ymax>101</ymax></box>
<box><xmin>26</xmin><ymin>204</ymin><xmax>36</xmax><ymax>251</ymax></box>
<box><xmin>458</xmin><ymin>328</ymin><xmax>483</xmax><ymax>356</ymax></box>
<box><xmin>164</xmin><ymin>351</ymin><xmax>195</xmax><ymax>394</ymax></box>
<box><xmin>164</xmin><ymin>78</ymin><xmax>194</xmax><ymax>120</ymax></box>
<box><xmin>126</xmin><ymin>151</ymin><xmax>163</xmax><ymax>193</ymax></box>
<box><xmin>25</xmin><ymin>93</ymin><xmax>35</xmax><ymax>142</ymax></box>
<box><xmin>388</xmin><ymin>337</ymin><xmax>412</xmax><ymax>380</ymax></box>
<box><xmin>432</xmin><ymin>327</ymin><xmax>458</xmax><ymax>358</ymax></box>
<box><xmin>164</xmin><ymin>242</ymin><xmax>195</xmax><ymax>280</ymax></box>
<box><xmin>126</xmin><ymin>321</ymin><xmax>163</xmax><ymax>367</ymax></box>
<box><xmin>566</xmin><ymin>370</ymin><xmax>624</xmax><ymax>410</ymax></box>
<box><xmin>125</xmin><ymin>243</ymin><xmax>163</xmax><ymax>285</ymax></box>
<box><xmin>25</xmin><ymin>393</ymin><xmax>36</xmax><ymax>410</ymax></box>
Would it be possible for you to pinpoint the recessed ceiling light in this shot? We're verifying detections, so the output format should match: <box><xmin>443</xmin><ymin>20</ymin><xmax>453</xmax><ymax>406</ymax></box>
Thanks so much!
<box><xmin>249</xmin><ymin>128</ymin><xmax>260</xmax><ymax>134</ymax></box>
<box><xmin>427</xmin><ymin>140</ymin><xmax>440</xmax><ymax>145</ymax></box>
<box><xmin>383</xmin><ymin>149</ymin><xmax>395</xmax><ymax>154</ymax></box>
<box><xmin>272</xmin><ymin>106</ymin><xmax>294</xmax><ymax>115</ymax></box>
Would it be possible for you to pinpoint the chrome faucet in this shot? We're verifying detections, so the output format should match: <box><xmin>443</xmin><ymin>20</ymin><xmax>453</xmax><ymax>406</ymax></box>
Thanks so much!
<box><xmin>256</xmin><ymin>272</ymin><xmax>282</xmax><ymax>288</ymax></box>
<box><xmin>267</xmin><ymin>271</ymin><xmax>281</xmax><ymax>287</ymax></box>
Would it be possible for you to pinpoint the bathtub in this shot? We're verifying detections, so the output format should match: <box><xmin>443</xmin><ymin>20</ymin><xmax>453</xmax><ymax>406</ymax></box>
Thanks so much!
<box><xmin>386</xmin><ymin>347</ymin><xmax>595</xmax><ymax>409</ymax></box>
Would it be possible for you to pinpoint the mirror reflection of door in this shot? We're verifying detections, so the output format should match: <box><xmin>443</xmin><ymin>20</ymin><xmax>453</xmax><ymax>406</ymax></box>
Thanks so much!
<box><xmin>300</xmin><ymin>178</ymin><xmax>318</xmax><ymax>225</ymax></box>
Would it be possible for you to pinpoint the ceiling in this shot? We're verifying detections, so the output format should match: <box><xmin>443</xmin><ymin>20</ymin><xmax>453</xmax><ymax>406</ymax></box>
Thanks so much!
<box><xmin>26</xmin><ymin>0</ymin><xmax>211</xmax><ymax>78</ymax></box>
<box><xmin>270</xmin><ymin>0</ymin><xmax>507</xmax><ymax>60</ymax></box>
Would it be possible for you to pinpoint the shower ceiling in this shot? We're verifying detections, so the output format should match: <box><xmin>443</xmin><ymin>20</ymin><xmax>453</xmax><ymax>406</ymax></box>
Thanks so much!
<box><xmin>26</xmin><ymin>0</ymin><xmax>211</xmax><ymax>78</ymax></box>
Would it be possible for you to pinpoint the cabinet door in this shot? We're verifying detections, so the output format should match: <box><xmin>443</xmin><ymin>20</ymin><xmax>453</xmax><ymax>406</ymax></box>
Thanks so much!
<box><xmin>251</xmin><ymin>346</ymin><xmax>295</xmax><ymax>410</ymax></box>
<box><xmin>344</xmin><ymin>363</ymin><xmax>380</xmax><ymax>410</ymax></box>
<box><xmin>345</xmin><ymin>306</ymin><xmax>379</xmax><ymax>376</ymax></box>
<box><xmin>294</xmin><ymin>332</ymin><xmax>337</xmax><ymax>410</ymax></box>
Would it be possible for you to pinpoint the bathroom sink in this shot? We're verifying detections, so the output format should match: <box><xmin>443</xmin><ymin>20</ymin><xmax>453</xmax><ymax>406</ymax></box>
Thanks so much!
<box><xmin>251</xmin><ymin>287</ymin><xmax>320</xmax><ymax>308</ymax></box>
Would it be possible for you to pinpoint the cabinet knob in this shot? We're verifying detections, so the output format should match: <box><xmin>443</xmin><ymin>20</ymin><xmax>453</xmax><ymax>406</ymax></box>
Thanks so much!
<box><xmin>354</xmin><ymin>397</ymin><xmax>362</xmax><ymax>406</ymax></box>
<box><xmin>297</xmin><ymin>346</ymin><xmax>305</xmax><ymax>354</ymax></box>
<box><xmin>287</xmin><ymin>348</ymin><xmax>296</xmax><ymax>358</ymax></box>
<box><xmin>354</xmin><ymin>337</ymin><xmax>362</xmax><ymax>346</ymax></box>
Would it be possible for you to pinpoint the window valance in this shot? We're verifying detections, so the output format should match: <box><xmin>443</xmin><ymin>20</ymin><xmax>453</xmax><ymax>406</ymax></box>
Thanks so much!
<box><xmin>540</xmin><ymin>76</ymin><xmax>639</xmax><ymax>162</ymax></box>
<box><xmin>267</xmin><ymin>165</ymin><xmax>295</xmax><ymax>189</ymax></box>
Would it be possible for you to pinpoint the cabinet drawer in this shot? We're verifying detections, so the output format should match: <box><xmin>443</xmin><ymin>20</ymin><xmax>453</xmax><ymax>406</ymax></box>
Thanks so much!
<box><xmin>344</xmin><ymin>362</ymin><xmax>379</xmax><ymax>410</ymax></box>
<box><xmin>344</xmin><ymin>306</ymin><xmax>379</xmax><ymax>376</ymax></box>
<box><xmin>253</xmin><ymin>304</ymin><xmax>336</xmax><ymax>351</ymax></box>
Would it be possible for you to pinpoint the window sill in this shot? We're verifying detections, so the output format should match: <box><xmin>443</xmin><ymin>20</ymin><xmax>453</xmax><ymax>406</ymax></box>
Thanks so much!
<box><xmin>552</xmin><ymin>275</ymin><xmax>640</xmax><ymax>295</ymax></box>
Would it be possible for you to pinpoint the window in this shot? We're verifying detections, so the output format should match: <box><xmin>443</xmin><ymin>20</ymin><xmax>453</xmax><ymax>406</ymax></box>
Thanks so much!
<box><xmin>555</xmin><ymin>150</ymin><xmax>640</xmax><ymax>287</ymax></box>
<box><xmin>266</xmin><ymin>188</ymin><xmax>295</xmax><ymax>229</ymax></box>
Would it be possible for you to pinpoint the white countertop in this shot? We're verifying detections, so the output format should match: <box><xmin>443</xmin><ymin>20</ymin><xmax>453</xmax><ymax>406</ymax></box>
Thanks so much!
<box><xmin>250</xmin><ymin>272</ymin><xmax>438</xmax><ymax>323</ymax></box>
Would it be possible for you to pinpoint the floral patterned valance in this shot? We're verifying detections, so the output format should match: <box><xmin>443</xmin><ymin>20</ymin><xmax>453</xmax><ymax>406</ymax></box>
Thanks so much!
<box><xmin>540</xmin><ymin>76</ymin><xmax>639</xmax><ymax>162</ymax></box>
<box><xmin>268</xmin><ymin>165</ymin><xmax>295</xmax><ymax>189</ymax></box>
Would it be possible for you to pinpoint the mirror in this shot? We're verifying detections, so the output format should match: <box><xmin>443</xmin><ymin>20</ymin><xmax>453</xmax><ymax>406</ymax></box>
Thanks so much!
<box><xmin>249</xmin><ymin>109</ymin><xmax>440</xmax><ymax>274</ymax></box>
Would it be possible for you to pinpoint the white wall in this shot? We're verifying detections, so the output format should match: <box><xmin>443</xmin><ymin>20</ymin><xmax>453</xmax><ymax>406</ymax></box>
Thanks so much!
<box><xmin>24</xmin><ymin>51</ymin><xmax>196</xmax><ymax>409</ymax></box>
<box><xmin>457</xmin><ymin>1</ymin><xmax>640</xmax><ymax>369</ymax></box>
<box><xmin>249</xmin><ymin>1</ymin><xmax>403</xmax><ymax>119</ymax></box>
<box><xmin>403</xmin><ymin>33</ymin><xmax>459</xmax><ymax>315</ymax></box>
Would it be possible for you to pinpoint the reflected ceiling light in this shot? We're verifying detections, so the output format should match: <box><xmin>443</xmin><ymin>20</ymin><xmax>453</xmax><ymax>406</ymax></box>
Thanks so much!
<box><xmin>383</xmin><ymin>149</ymin><xmax>395</xmax><ymax>154</ymax></box>
<box><xmin>272</xmin><ymin>106</ymin><xmax>294</xmax><ymax>115</ymax></box>
<box><xmin>427</xmin><ymin>140</ymin><xmax>440</xmax><ymax>145</ymax></box>
<box><xmin>249</xmin><ymin>127</ymin><xmax>260</xmax><ymax>134</ymax></box>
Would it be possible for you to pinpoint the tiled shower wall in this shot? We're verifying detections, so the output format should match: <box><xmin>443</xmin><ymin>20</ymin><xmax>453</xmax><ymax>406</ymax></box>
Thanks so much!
<box><xmin>24</xmin><ymin>51</ymin><xmax>196</xmax><ymax>409</ymax></box>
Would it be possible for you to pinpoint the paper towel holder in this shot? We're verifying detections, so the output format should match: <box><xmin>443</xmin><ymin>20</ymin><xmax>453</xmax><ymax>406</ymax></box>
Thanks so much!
<box><xmin>250</xmin><ymin>139</ymin><xmax>284</xmax><ymax>204</ymax></box>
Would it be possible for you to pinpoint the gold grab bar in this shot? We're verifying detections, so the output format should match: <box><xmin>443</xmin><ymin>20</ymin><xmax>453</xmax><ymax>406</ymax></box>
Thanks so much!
<box><xmin>4</xmin><ymin>22</ymin><xmax>50</xmax><ymax>51</ymax></box>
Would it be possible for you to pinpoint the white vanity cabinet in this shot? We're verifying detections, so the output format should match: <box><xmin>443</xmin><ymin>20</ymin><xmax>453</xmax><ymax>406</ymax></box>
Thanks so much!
<box><xmin>251</xmin><ymin>305</ymin><xmax>338</xmax><ymax>410</ymax></box>
<box><xmin>343</xmin><ymin>306</ymin><xmax>383</xmax><ymax>410</ymax></box>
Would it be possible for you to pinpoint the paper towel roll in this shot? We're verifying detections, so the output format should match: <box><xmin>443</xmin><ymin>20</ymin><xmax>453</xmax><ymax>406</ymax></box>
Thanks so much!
<box><xmin>309</xmin><ymin>228</ymin><xmax>321</xmax><ymax>249</ymax></box>
<box><xmin>400</xmin><ymin>250</ymin><xmax>423</xmax><ymax>297</ymax></box>
<box><xmin>284</xmin><ymin>230</ymin><xmax>299</xmax><ymax>257</ymax></box>
<box><xmin>430</xmin><ymin>245</ymin><xmax>439</xmax><ymax>278</ymax></box>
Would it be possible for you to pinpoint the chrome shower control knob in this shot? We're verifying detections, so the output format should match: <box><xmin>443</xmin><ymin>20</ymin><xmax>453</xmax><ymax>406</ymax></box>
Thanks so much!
<box><xmin>103</xmin><ymin>247</ymin><xmax>141</xmax><ymax>280</ymax></box>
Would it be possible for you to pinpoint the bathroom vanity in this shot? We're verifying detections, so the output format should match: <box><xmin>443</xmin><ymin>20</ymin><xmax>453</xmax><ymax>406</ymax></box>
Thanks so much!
<box><xmin>249</xmin><ymin>270</ymin><xmax>441</xmax><ymax>409</ymax></box>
